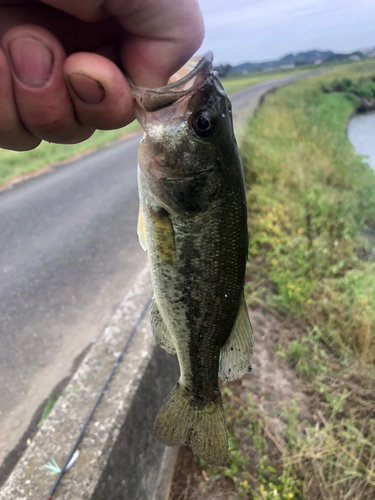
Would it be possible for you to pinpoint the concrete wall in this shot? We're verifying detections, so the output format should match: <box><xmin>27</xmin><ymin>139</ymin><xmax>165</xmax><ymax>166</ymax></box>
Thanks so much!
<box><xmin>0</xmin><ymin>267</ymin><xmax>179</xmax><ymax>500</ymax></box>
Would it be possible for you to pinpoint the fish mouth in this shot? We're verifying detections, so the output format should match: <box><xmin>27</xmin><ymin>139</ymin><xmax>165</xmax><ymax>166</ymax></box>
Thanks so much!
<box><xmin>128</xmin><ymin>52</ymin><xmax>214</xmax><ymax>113</ymax></box>
<box><xmin>162</xmin><ymin>168</ymin><xmax>215</xmax><ymax>182</ymax></box>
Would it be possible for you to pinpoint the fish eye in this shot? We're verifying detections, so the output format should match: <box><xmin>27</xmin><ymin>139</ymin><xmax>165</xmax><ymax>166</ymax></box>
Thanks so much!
<box><xmin>192</xmin><ymin>111</ymin><xmax>215</xmax><ymax>138</ymax></box>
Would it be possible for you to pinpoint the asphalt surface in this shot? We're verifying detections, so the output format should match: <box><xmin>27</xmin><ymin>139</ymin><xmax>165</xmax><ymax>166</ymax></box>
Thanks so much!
<box><xmin>0</xmin><ymin>135</ymin><xmax>147</xmax><ymax>465</ymax></box>
<box><xmin>0</xmin><ymin>70</ymin><xmax>323</xmax><ymax>468</ymax></box>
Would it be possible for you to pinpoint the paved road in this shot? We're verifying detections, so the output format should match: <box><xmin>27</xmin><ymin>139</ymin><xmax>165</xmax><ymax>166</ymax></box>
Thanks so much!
<box><xmin>0</xmin><ymin>136</ymin><xmax>147</xmax><ymax>466</ymax></box>
<box><xmin>0</xmin><ymin>70</ymin><xmax>322</xmax><ymax>468</ymax></box>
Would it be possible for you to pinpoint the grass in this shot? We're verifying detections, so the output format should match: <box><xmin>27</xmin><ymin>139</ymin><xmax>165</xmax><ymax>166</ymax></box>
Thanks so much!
<box><xmin>241</xmin><ymin>58</ymin><xmax>375</xmax><ymax>498</ymax></box>
<box><xmin>323</xmin><ymin>75</ymin><xmax>375</xmax><ymax>99</ymax></box>
<box><xmin>243</xmin><ymin>59</ymin><xmax>375</xmax><ymax>362</ymax></box>
<box><xmin>0</xmin><ymin>120</ymin><xmax>140</xmax><ymax>188</ymax></box>
<box><xmin>37</xmin><ymin>393</ymin><xmax>57</xmax><ymax>428</ymax></box>
<box><xmin>221</xmin><ymin>66</ymin><xmax>316</xmax><ymax>95</ymax></box>
<box><xmin>182</xmin><ymin>58</ymin><xmax>375</xmax><ymax>499</ymax></box>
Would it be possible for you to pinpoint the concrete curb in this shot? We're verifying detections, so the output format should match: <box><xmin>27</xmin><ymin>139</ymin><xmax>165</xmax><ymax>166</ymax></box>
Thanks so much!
<box><xmin>0</xmin><ymin>267</ymin><xmax>179</xmax><ymax>499</ymax></box>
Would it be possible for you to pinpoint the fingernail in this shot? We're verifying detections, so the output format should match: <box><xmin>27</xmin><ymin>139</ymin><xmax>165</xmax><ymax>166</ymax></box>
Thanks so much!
<box><xmin>68</xmin><ymin>73</ymin><xmax>105</xmax><ymax>105</ymax></box>
<box><xmin>8</xmin><ymin>37</ymin><xmax>53</xmax><ymax>87</ymax></box>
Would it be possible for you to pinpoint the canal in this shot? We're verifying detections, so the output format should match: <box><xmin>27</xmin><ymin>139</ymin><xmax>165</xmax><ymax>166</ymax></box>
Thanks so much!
<box><xmin>347</xmin><ymin>111</ymin><xmax>375</xmax><ymax>170</ymax></box>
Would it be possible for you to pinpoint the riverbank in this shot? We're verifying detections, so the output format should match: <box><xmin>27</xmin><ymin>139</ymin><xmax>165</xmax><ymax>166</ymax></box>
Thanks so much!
<box><xmin>358</xmin><ymin>98</ymin><xmax>375</xmax><ymax>112</ymax></box>
<box><xmin>170</xmin><ymin>59</ymin><xmax>375</xmax><ymax>499</ymax></box>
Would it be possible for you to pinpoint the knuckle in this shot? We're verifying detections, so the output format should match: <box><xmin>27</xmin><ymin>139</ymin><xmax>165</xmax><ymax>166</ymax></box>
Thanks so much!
<box><xmin>30</xmin><ymin>113</ymin><xmax>70</xmax><ymax>135</ymax></box>
<box><xmin>0</xmin><ymin>108</ymin><xmax>40</xmax><ymax>151</ymax></box>
<box><xmin>18</xmin><ymin>96</ymin><xmax>76</xmax><ymax>137</ymax></box>
<box><xmin>0</xmin><ymin>119</ymin><xmax>16</xmax><ymax>138</ymax></box>
<box><xmin>62</xmin><ymin>127</ymin><xmax>95</xmax><ymax>144</ymax></box>
<box><xmin>0</xmin><ymin>130</ymin><xmax>40</xmax><ymax>151</ymax></box>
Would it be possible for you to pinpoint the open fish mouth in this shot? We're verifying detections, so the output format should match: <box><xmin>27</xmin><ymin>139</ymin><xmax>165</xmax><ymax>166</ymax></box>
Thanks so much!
<box><xmin>128</xmin><ymin>52</ymin><xmax>214</xmax><ymax>112</ymax></box>
<box><xmin>157</xmin><ymin>167</ymin><xmax>215</xmax><ymax>182</ymax></box>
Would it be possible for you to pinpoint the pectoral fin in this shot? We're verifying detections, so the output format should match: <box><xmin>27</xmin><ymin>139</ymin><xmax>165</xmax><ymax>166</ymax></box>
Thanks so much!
<box><xmin>151</xmin><ymin>301</ymin><xmax>176</xmax><ymax>354</ymax></box>
<box><xmin>149</xmin><ymin>207</ymin><xmax>176</xmax><ymax>267</ymax></box>
<box><xmin>137</xmin><ymin>205</ymin><xmax>147</xmax><ymax>251</ymax></box>
<box><xmin>219</xmin><ymin>295</ymin><xmax>254</xmax><ymax>381</ymax></box>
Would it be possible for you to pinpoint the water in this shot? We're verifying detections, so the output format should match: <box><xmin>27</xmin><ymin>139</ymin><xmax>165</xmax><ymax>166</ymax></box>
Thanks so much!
<box><xmin>347</xmin><ymin>111</ymin><xmax>375</xmax><ymax>170</ymax></box>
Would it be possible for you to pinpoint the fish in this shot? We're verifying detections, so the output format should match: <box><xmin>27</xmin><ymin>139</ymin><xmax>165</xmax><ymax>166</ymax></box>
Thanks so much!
<box><xmin>130</xmin><ymin>52</ymin><xmax>253</xmax><ymax>467</ymax></box>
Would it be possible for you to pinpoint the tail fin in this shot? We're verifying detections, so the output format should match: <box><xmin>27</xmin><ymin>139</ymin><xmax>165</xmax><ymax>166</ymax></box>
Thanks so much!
<box><xmin>154</xmin><ymin>383</ymin><xmax>228</xmax><ymax>467</ymax></box>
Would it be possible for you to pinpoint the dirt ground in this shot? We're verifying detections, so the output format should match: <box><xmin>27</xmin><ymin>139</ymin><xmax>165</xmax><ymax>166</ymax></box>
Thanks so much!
<box><xmin>168</xmin><ymin>307</ymin><xmax>313</xmax><ymax>500</ymax></box>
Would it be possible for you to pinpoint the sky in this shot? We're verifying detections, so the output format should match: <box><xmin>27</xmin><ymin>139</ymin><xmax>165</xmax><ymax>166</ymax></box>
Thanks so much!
<box><xmin>196</xmin><ymin>0</ymin><xmax>375</xmax><ymax>65</ymax></box>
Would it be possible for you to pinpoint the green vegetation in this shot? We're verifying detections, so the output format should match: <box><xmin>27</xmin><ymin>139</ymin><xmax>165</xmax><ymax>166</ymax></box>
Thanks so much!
<box><xmin>243</xmin><ymin>60</ymin><xmax>375</xmax><ymax>362</ymax></box>
<box><xmin>192</xmin><ymin>59</ymin><xmax>375</xmax><ymax>499</ymax></box>
<box><xmin>0</xmin><ymin>121</ymin><xmax>140</xmax><ymax>188</ymax></box>
<box><xmin>324</xmin><ymin>75</ymin><xmax>375</xmax><ymax>99</ymax></box>
<box><xmin>37</xmin><ymin>393</ymin><xmax>57</xmax><ymax>428</ymax></box>
<box><xmin>221</xmin><ymin>67</ymin><xmax>314</xmax><ymax>95</ymax></box>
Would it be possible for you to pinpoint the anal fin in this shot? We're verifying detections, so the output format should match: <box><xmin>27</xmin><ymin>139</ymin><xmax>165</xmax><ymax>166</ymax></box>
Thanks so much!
<box><xmin>151</xmin><ymin>301</ymin><xmax>176</xmax><ymax>354</ymax></box>
<box><xmin>219</xmin><ymin>295</ymin><xmax>254</xmax><ymax>382</ymax></box>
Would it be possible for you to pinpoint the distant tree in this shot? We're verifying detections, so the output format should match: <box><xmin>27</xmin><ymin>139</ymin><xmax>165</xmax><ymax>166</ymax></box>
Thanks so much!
<box><xmin>213</xmin><ymin>64</ymin><xmax>233</xmax><ymax>77</ymax></box>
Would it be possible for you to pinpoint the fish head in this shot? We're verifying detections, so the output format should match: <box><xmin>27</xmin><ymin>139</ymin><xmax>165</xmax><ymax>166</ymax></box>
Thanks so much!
<box><xmin>131</xmin><ymin>52</ymin><xmax>236</xmax><ymax>215</ymax></box>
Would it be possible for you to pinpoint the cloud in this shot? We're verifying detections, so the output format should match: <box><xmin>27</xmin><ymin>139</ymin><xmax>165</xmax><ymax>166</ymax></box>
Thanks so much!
<box><xmin>197</xmin><ymin>0</ymin><xmax>375</xmax><ymax>64</ymax></box>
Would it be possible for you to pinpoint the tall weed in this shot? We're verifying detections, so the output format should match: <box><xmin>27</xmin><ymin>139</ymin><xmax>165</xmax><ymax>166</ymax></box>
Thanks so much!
<box><xmin>243</xmin><ymin>61</ymin><xmax>375</xmax><ymax>361</ymax></box>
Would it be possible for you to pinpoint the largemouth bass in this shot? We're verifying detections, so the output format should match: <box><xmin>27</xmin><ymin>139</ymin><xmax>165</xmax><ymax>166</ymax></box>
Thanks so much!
<box><xmin>130</xmin><ymin>52</ymin><xmax>253</xmax><ymax>467</ymax></box>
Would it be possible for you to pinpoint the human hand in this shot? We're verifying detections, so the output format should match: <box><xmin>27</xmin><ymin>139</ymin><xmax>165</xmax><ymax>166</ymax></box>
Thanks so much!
<box><xmin>0</xmin><ymin>0</ymin><xmax>204</xmax><ymax>151</ymax></box>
